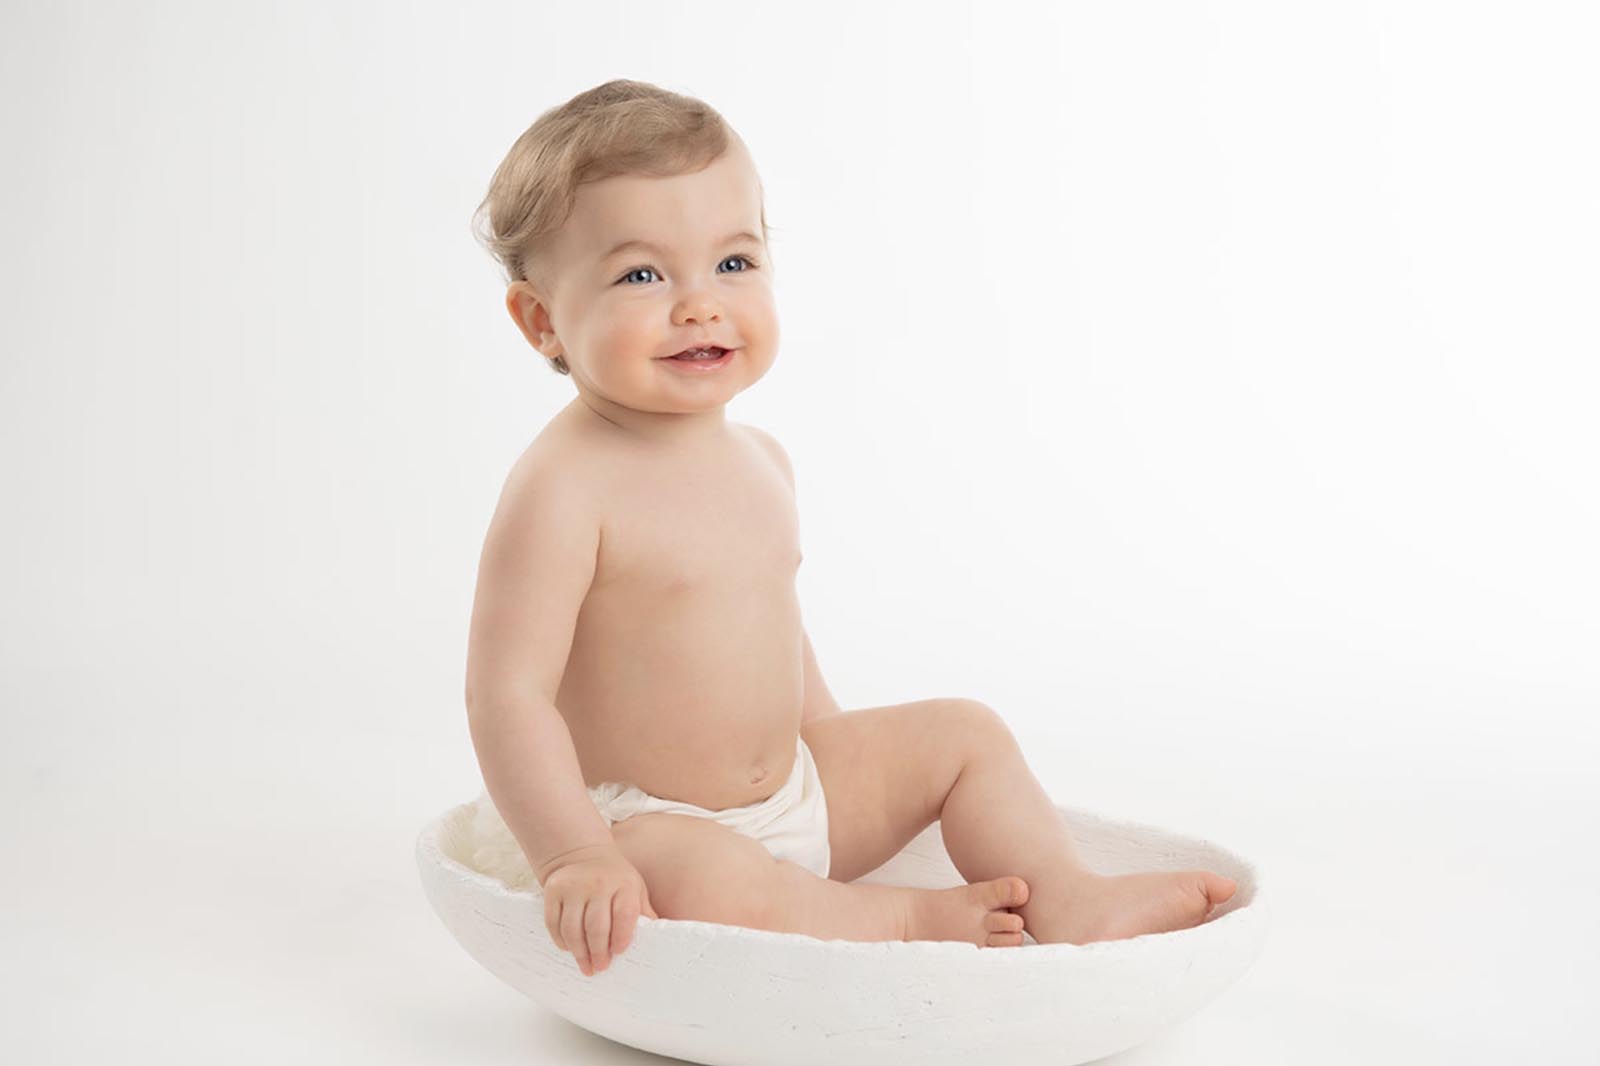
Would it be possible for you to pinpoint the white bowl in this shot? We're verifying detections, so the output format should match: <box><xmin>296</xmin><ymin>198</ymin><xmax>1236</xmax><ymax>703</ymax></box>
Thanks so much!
<box><xmin>416</xmin><ymin>796</ymin><xmax>1268</xmax><ymax>1066</ymax></box>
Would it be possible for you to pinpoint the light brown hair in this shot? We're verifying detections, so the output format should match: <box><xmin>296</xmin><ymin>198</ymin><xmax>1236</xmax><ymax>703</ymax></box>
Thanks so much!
<box><xmin>471</xmin><ymin>79</ymin><xmax>772</xmax><ymax>375</ymax></box>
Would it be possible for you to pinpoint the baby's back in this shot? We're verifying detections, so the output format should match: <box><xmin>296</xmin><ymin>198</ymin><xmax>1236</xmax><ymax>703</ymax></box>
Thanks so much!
<box><xmin>533</xmin><ymin>402</ymin><xmax>806</xmax><ymax>809</ymax></box>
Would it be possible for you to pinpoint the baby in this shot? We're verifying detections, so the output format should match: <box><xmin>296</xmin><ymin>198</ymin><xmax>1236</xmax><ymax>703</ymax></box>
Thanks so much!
<box><xmin>464</xmin><ymin>80</ymin><xmax>1237</xmax><ymax>979</ymax></box>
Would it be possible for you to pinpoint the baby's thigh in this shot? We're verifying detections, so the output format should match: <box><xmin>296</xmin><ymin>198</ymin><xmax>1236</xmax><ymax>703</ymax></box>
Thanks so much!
<box><xmin>610</xmin><ymin>812</ymin><xmax>779</xmax><ymax>926</ymax></box>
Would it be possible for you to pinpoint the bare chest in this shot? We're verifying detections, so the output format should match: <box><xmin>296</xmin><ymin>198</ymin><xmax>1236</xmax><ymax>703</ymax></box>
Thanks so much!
<box><xmin>592</xmin><ymin>440</ymin><xmax>801</xmax><ymax>597</ymax></box>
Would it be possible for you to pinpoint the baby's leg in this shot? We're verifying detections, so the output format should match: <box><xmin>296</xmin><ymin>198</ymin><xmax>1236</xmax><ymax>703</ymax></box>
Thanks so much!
<box><xmin>803</xmin><ymin>699</ymin><xmax>1239</xmax><ymax>945</ymax></box>
<box><xmin>926</xmin><ymin>706</ymin><xmax>1239</xmax><ymax>944</ymax></box>
<box><xmin>610</xmin><ymin>812</ymin><xmax>1027</xmax><ymax>950</ymax></box>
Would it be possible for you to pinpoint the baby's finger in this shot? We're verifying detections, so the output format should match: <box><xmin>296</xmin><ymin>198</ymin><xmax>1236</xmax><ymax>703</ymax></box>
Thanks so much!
<box><xmin>545</xmin><ymin>895</ymin><xmax>565</xmax><ymax>951</ymax></box>
<box><xmin>561</xmin><ymin>898</ymin><xmax>591</xmax><ymax>975</ymax></box>
<box><xmin>586</xmin><ymin>892</ymin><xmax>615</xmax><ymax>973</ymax></box>
<box><xmin>641</xmin><ymin>884</ymin><xmax>658</xmax><ymax>920</ymax></box>
<box><xmin>611</xmin><ymin>891</ymin><xmax>640</xmax><ymax>956</ymax></box>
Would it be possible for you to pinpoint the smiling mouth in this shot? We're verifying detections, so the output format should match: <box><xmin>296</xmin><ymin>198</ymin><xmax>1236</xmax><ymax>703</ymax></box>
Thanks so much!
<box><xmin>661</xmin><ymin>346</ymin><xmax>732</xmax><ymax>361</ymax></box>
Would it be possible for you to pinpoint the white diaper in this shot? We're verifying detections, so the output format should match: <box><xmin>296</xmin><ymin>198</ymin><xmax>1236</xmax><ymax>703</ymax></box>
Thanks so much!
<box><xmin>587</xmin><ymin>736</ymin><xmax>832</xmax><ymax>880</ymax></box>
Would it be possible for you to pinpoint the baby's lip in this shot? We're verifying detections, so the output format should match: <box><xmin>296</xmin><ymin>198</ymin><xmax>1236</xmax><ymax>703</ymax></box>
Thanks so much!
<box><xmin>659</xmin><ymin>345</ymin><xmax>735</xmax><ymax>358</ymax></box>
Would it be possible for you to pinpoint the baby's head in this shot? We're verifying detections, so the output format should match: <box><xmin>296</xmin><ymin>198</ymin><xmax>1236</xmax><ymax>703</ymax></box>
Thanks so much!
<box><xmin>473</xmin><ymin>79</ymin><xmax>778</xmax><ymax>419</ymax></box>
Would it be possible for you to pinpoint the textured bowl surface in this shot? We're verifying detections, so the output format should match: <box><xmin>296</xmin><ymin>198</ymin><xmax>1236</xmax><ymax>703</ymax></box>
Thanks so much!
<box><xmin>417</xmin><ymin>796</ymin><xmax>1268</xmax><ymax>1066</ymax></box>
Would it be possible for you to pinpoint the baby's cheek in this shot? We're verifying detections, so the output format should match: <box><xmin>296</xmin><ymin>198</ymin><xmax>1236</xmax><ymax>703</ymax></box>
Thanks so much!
<box><xmin>741</xmin><ymin>294</ymin><xmax>780</xmax><ymax>356</ymax></box>
<box><xmin>591</xmin><ymin>316</ymin><xmax>653</xmax><ymax>368</ymax></box>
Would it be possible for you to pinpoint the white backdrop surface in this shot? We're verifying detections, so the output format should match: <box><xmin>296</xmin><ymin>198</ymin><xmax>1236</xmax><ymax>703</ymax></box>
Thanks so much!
<box><xmin>1</xmin><ymin>1</ymin><xmax>1595</xmax><ymax>1063</ymax></box>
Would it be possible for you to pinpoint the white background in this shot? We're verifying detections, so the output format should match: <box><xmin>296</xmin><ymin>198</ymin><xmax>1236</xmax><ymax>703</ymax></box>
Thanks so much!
<box><xmin>3</xmin><ymin>0</ymin><xmax>1596</xmax><ymax>1062</ymax></box>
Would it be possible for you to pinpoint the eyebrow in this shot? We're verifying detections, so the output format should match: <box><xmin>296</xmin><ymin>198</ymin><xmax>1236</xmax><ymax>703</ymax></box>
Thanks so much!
<box><xmin>599</xmin><ymin>231</ymin><xmax>763</xmax><ymax>263</ymax></box>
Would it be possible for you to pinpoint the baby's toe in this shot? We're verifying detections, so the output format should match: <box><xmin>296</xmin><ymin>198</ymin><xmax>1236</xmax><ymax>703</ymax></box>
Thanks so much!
<box><xmin>985</xmin><ymin>911</ymin><xmax>1025</xmax><ymax>934</ymax></box>
<box><xmin>979</xmin><ymin>876</ymin><xmax>1030</xmax><ymax>910</ymax></box>
<box><xmin>984</xmin><ymin>930</ymin><xmax>1025</xmax><ymax>948</ymax></box>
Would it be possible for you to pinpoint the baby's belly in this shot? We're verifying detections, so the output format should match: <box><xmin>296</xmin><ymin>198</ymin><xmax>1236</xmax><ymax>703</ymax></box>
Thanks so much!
<box><xmin>556</xmin><ymin>585</ymin><xmax>807</xmax><ymax>810</ymax></box>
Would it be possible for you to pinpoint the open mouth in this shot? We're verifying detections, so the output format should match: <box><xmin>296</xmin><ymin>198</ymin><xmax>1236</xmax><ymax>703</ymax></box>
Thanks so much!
<box><xmin>661</xmin><ymin>346</ymin><xmax>731</xmax><ymax>361</ymax></box>
<box><xmin>658</xmin><ymin>346</ymin><xmax>735</xmax><ymax>370</ymax></box>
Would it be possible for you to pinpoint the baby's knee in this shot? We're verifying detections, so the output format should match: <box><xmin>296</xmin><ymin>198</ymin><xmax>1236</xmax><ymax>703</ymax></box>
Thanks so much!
<box><xmin>938</xmin><ymin>698</ymin><xmax>1019</xmax><ymax>753</ymax></box>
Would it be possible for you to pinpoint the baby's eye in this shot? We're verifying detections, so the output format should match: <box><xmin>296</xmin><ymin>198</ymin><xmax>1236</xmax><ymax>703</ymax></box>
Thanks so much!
<box><xmin>615</xmin><ymin>255</ymin><xmax>760</xmax><ymax>286</ymax></box>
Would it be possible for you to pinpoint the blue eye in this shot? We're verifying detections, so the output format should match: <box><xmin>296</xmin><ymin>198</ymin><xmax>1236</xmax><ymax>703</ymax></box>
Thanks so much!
<box><xmin>616</xmin><ymin>254</ymin><xmax>760</xmax><ymax>286</ymax></box>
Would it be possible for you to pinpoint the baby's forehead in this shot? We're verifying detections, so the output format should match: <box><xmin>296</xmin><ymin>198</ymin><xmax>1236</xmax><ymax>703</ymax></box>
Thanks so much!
<box><xmin>572</xmin><ymin>156</ymin><xmax>760</xmax><ymax>238</ymax></box>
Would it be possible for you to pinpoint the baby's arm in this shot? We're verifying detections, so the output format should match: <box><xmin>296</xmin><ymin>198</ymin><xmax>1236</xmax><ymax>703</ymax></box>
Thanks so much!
<box><xmin>464</xmin><ymin>451</ymin><xmax>654</xmax><ymax>974</ymax></box>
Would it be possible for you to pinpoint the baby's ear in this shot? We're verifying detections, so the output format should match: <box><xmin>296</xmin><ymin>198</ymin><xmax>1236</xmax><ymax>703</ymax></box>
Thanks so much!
<box><xmin>505</xmin><ymin>282</ymin><xmax>556</xmax><ymax>349</ymax></box>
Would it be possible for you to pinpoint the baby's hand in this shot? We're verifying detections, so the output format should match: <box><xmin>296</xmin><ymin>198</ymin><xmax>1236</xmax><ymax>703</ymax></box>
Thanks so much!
<box><xmin>539</xmin><ymin>843</ymin><xmax>658</xmax><ymax>976</ymax></box>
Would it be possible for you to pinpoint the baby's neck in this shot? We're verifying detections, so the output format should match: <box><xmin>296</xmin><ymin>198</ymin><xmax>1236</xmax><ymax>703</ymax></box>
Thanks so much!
<box><xmin>567</xmin><ymin>393</ymin><xmax>729</xmax><ymax>447</ymax></box>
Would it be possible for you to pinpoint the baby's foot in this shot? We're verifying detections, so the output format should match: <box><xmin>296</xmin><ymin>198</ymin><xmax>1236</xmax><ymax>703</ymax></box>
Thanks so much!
<box><xmin>1023</xmin><ymin>868</ymin><xmax>1238</xmax><ymax>945</ymax></box>
<box><xmin>902</xmin><ymin>876</ymin><xmax>1031</xmax><ymax>948</ymax></box>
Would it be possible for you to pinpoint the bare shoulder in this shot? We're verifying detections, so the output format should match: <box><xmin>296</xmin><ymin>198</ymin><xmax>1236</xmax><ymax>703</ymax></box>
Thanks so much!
<box><xmin>736</xmin><ymin>422</ymin><xmax>795</xmax><ymax>492</ymax></box>
<box><xmin>511</xmin><ymin>405</ymin><xmax>611</xmax><ymax>490</ymax></box>
<box><xmin>491</xmin><ymin>417</ymin><xmax>609</xmax><ymax>544</ymax></box>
